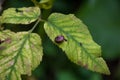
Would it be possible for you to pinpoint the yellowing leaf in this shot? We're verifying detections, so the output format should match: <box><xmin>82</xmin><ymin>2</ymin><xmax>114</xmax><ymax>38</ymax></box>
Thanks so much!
<box><xmin>40</xmin><ymin>0</ymin><xmax>53</xmax><ymax>9</ymax></box>
<box><xmin>0</xmin><ymin>7</ymin><xmax>40</xmax><ymax>24</ymax></box>
<box><xmin>31</xmin><ymin>0</ymin><xmax>53</xmax><ymax>9</ymax></box>
<box><xmin>40</xmin><ymin>0</ymin><xmax>50</xmax><ymax>3</ymax></box>
<box><xmin>0</xmin><ymin>30</ymin><xmax>43</xmax><ymax>80</ymax></box>
<box><xmin>44</xmin><ymin>13</ymin><xmax>110</xmax><ymax>75</ymax></box>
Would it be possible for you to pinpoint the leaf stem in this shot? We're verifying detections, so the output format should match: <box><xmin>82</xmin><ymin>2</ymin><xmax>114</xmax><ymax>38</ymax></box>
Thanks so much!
<box><xmin>29</xmin><ymin>18</ymin><xmax>41</xmax><ymax>33</ymax></box>
<box><xmin>29</xmin><ymin>17</ymin><xmax>46</xmax><ymax>33</ymax></box>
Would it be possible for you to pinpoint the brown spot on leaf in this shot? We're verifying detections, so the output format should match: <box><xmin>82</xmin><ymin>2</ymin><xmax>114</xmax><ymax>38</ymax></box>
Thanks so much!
<box><xmin>78</xmin><ymin>61</ymin><xmax>88</xmax><ymax>68</ymax></box>
<box><xmin>77</xmin><ymin>61</ymin><xmax>83</xmax><ymax>65</ymax></box>
<box><xmin>93</xmin><ymin>64</ymin><xmax>98</xmax><ymax>70</ymax></box>
<box><xmin>0</xmin><ymin>38</ymin><xmax>12</xmax><ymax>44</ymax></box>
<box><xmin>4</xmin><ymin>38</ymin><xmax>12</xmax><ymax>44</ymax></box>
<box><xmin>83</xmin><ymin>64</ymin><xmax>88</xmax><ymax>68</ymax></box>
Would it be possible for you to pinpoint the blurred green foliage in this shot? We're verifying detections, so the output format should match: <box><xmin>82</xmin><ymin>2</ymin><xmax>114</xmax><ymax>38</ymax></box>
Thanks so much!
<box><xmin>1</xmin><ymin>0</ymin><xmax>120</xmax><ymax>80</ymax></box>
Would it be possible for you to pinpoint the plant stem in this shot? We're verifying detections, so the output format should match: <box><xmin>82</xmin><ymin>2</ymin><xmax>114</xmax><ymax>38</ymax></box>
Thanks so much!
<box><xmin>29</xmin><ymin>18</ymin><xmax>41</xmax><ymax>33</ymax></box>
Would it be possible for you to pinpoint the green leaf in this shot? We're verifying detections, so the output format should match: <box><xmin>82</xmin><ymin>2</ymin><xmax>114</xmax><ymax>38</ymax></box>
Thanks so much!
<box><xmin>39</xmin><ymin>0</ymin><xmax>50</xmax><ymax>3</ymax></box>
<box><xmin>44</xmin><ymin>13</ymin><xmax>110</xmax><ymax>75</ymax></box>
<box><xmin>31</xmin><ymin>0</ymin><xmax>53</xmax><ymax>9</ymax></box>
<box><xmin>0</xmin><ymin>30</ymin><xmax>43</xmax><ymax>80</ymax></box>
<box><xmin>0</xmin><ymin>7</ymin><xmax>40</xmax><ymax>24</ymax></box>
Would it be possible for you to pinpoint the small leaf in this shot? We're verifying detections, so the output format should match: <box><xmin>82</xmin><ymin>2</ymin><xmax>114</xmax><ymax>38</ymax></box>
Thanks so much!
<box><xmin>0</xmin><ymin>30</ymin><xmax>43</xmax><ymax>80</ymax></box>
<box><xmin>31</xmin><ymin>0</ymin><xmax>53</xmax><ymax>9</ymax></box>
<box><xmin>39</xmin><ymin>0</ymin><xmax>50</xmax><ymax>3</ymax></box>
<box><xmin>0</xmin><ymin>7</ymin><xmax>40</xmax><ymax>24</ymax></box>
<box><xmin>44</xmin><ymin>13</ymin><xmax>110</xmax><ymax>75</ymax></box>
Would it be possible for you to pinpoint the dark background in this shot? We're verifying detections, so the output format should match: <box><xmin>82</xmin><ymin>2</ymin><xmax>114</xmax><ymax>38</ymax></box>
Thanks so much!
<box><xmin>1</xmin><ymin>0</ymin><xmax>120</xmax><ymax>80</ymax></box>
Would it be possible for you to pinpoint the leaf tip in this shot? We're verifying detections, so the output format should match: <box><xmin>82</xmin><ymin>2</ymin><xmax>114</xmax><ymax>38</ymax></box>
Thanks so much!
<box><xmin>104</xmin><ymin>67</ymin><xmax>111</xmax><ymax>75</ymax></box>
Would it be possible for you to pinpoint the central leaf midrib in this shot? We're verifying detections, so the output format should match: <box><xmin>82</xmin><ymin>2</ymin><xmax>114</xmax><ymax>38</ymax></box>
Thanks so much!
<box><xmin>7</xmin><ymin>34</ymin><xmax>30</xmax><ymax>79</ymax></box>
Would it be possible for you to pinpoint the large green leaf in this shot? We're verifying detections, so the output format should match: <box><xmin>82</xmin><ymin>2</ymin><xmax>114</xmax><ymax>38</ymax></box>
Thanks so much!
<box><xmin>44</xmin><ymin>13</ymin><xmax>110</xmax><ymax>75</ymax></box>
<box><xmin>0</xmin><ymin>30</ymin><xmax>43</xmax><ymax>80</ymax></box>
<box><xmin>0</xmin><ymin>7</ymin><xmax>40</xmax><ymax>24</ymax></box>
